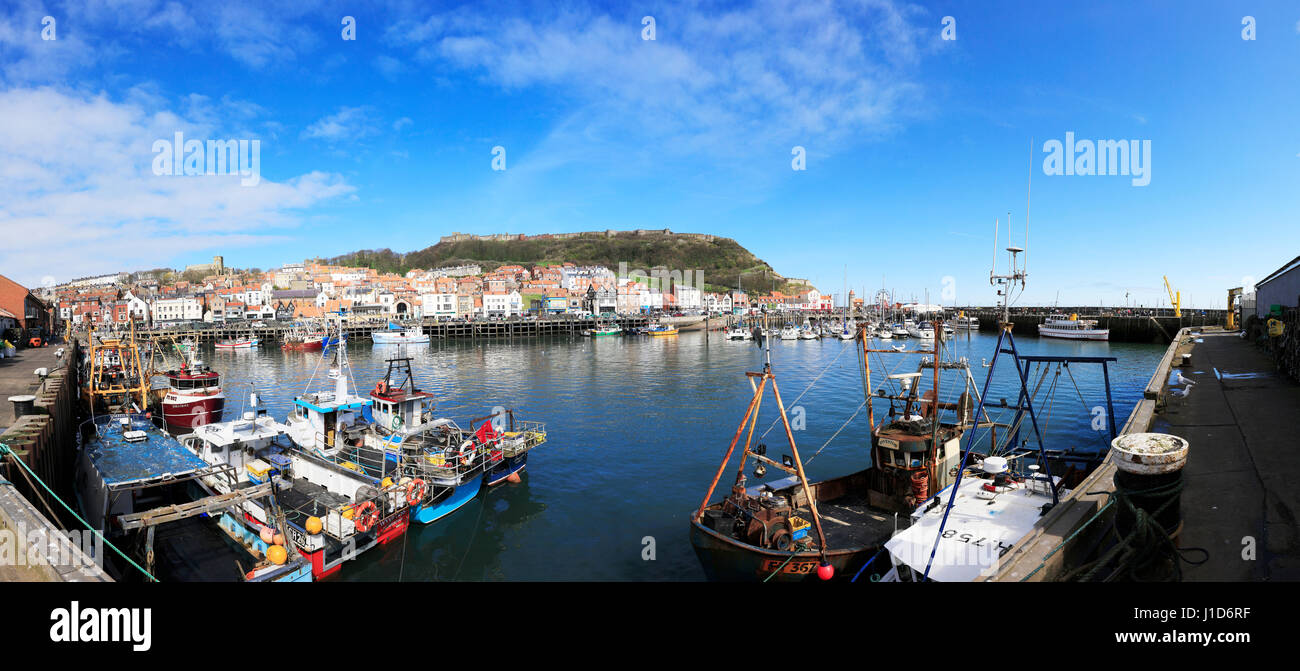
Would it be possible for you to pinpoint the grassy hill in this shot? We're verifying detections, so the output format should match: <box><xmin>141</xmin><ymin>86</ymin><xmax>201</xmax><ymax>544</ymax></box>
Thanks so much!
<box><xmin>320</xmin><ymin>231</ymin><xmax>806</xmax><ymax>294</ymax></box>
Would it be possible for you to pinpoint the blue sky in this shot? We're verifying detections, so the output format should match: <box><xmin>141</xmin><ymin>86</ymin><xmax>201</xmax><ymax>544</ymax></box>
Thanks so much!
<box><xmin>1</xmin><ymin>0</ymin><xmax>1297</xmax><ymax>309</ymax></box>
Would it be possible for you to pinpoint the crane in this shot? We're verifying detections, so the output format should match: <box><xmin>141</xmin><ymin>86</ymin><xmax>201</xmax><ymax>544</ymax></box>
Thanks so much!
<box><xmin>1163</xmin><ymin>276</ymin><xmax>1182</xmax><ymax>318</ymax></box>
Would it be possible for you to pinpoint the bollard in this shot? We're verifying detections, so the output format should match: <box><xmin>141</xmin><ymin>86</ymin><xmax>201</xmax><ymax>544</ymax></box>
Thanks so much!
<box><xmin>8</xmin><ymin>395</ymin><xmax>36</xmax><ymax>419</ymax></box>
<box><xmin>1111</xmin><ymin>432</ymin><xmax>1189</xmax><ymax>539</ymax></box>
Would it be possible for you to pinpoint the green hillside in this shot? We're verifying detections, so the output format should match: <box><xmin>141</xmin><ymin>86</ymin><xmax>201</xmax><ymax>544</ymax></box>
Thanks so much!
<box><xmin>320</xmin><ymin>231</ymin><xmax>805</xmax><ymax>294</ymax></box>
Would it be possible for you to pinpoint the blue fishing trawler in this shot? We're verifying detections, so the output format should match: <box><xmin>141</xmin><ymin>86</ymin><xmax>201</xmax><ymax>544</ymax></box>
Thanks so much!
<box><xmin>360</xmin><ymin>352</ymin><xmax>548</xmax><ymax>523</ymax></box>
<box><xmin>75</xmin><ymin>413</ymin><xmax>311</xmax><ymax>582</ymax></box>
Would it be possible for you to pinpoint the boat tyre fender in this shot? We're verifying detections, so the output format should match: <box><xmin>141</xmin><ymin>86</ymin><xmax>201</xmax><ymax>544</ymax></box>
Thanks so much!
<box><xmin>406</xmin><ymin>478</ymin><xmax>427</xmax><ymax>506</ymax></box>
<box><xmin>352</xmin><ymin>500</ymin><xmax>380</xmax><ymax>533</ymax></box>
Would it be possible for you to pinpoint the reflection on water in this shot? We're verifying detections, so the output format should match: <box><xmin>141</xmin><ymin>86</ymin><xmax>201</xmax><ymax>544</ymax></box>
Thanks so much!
<box><xmin>193</xmin><ymin>330</ymin><xmax>1164</xmax><ymax>580</ymax></box>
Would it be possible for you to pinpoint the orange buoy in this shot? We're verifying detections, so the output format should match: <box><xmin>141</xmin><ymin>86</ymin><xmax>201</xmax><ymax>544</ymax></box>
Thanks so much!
<box><xmin>273</xmin><ymin>533</ymin><xmax>286</xmax><ymax>546</ymax></box>
<box><xmin>305</xmin><ymin>516</ymin><xmax>323</xmax><ymax>535</ymax></box>
<box><xmin>267</xmin><ymin>545</ymin><xmax>288</xmax><ymax>565</ymax></box>
<box><xmin>505</xmin><ymin>472</ymin><xmax>522</xmax><ymax>484</ymax></box>
<box><xmin>259</xmin><ymin>526</ymin><xmax>275</xmax><ymax>544</ymax></box>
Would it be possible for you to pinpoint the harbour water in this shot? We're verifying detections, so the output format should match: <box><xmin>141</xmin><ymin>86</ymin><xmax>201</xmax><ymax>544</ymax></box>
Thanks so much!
<box><xmin>194</xmin><ymin>330</ymin><xmax>1165</xmax><ymax>581</ymax></box>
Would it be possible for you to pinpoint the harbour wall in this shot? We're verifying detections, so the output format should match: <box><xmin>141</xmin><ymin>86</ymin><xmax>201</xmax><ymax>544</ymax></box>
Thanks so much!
<box><xmin>0</xmin><ymin>339</ymin><xmax>110</xmax><ymax>581</ymax></box>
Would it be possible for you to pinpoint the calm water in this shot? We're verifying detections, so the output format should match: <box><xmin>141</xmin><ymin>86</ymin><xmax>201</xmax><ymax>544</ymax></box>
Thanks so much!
<box><xmin>195</xmin><ymin>330</ymin><xmax>1164</xmax><ymax>581</ymax></box>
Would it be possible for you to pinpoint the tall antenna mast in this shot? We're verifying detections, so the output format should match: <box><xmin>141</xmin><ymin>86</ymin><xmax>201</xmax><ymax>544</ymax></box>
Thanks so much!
<box><xmin>1026</xmin><ymin>138</ymin><xmax>1033</xmax><ymax>278</ymax></box>
<box><xmin>990</xmin><ymin>221</ymin><xmax>1026</xmax><ymax>330</ymax></box>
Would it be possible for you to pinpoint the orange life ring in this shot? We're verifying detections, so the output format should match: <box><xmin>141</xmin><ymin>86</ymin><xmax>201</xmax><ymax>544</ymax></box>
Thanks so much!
<box><xmin>352</xmin><ymin>500</ymin><xmax>380</xmax><ymax>533</ymax></box>
<box><xmin>405</xmin><ymin>478</ymin><xmax>426</xmax><ymax>506</ymax></box>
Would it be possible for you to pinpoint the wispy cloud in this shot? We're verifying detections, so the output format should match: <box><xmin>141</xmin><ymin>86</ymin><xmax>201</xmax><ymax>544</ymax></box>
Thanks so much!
<box><xmin>0</xmin><ymin>87</ymin><xmax>353</xmax><ymax>285</ymax></box>
<box><xmin>302</xmin><ymin>105</ymin><xmax>378</xmax><ymax>142</ymax></box>
<box><xmin>387</xmin><ymin>0</ymin><xmax>936</xmax><ymax>162</ymax></box>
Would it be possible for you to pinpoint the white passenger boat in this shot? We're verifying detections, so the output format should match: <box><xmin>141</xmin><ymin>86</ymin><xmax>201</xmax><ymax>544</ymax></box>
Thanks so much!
<box><xmin>372</xmin><ymin>323</ymin><xmax>430</xmax><ymax>344</ymax></box>
<box><xmin>952</xmin><ymin>316</ymin><xmax>980</xmax><ymax>330</ymax></box>
<box><xmin>1037</xmin><ymin>314</ymin><xmax>1109</xmax><ymax>341</ymax></box>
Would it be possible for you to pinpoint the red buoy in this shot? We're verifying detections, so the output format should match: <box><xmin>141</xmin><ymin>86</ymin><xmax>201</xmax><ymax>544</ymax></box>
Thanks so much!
<box><xmin>505</xmin><ymin>472</ymin><xmax>522</xmax><ymax>484</ymax></box>
<box><xmin>817</xmin><ymin>562</ymin><xmax>834</xmax><ymax>581</ymax></box>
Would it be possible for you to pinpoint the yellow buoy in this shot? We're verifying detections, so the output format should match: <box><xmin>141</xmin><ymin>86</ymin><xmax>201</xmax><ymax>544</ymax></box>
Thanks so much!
<box><xmin>381</xmin><ymin>477</ymin><xmax>394</xmax><ymax>489</ymax></box>
<box><xmin>267</xmin><ymin>545</ymin><xmax>287</xmax><ymax>565</ymax></box>
<box><xmin>306</xmin><ymin>516</ymin><xmax>323</xmax><ymax>535</ymax></box>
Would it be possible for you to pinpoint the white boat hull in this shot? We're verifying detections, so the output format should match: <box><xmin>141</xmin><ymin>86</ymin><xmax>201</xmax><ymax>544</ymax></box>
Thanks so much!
<box><xmin>1037</xmin><ymin>326</ymin><xmax>1109</xmax><ymax>340</ymax></box>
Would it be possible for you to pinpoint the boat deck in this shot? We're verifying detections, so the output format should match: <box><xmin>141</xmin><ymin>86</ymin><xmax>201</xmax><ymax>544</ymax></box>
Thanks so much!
<box><xmin>151</xmin><ymin>515</ymin><xmax>255</xmax><ymax>582</ymax></box>
<box><xmin>279</xmin><ymin>478</ymin><xmax>351</xmax><ymax>519</ymax></box>
<box><xmin>796</xmin><ymin>497</ymin><xmax>897</xmax><ymax>550</ymax></box>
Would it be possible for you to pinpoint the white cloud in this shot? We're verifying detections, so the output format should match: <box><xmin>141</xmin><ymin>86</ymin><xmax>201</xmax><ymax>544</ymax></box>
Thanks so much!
<box><xmin>302</xmin><ymin>105</ymin><xmax>378</xmax><ymax>142</ymax></box>
<box><xmin>387</xmin><ymin>0</ymin><xmax>934</xmax><ymax>159</ymax></box>
<box><xmin>0</xmin><ymin>87</ymin><xmax>353</xmax><ymax>285</ymax></box>
<box><xmin>393</xmin><ymin>116</ymin><xmax>413</xmax><ymax>132</ymax></box>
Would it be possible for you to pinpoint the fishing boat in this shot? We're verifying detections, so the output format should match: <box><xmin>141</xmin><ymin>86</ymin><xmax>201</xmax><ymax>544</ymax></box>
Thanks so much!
<box><xmin>1038</xmin><ymin>313</ymin><xmax>1109</xmax><ymax>340</ymax></box>
<box><xmin>80</xmin><ymin>324</ymin><xmax>149</xmax><ymax>414</ymax></box>
<box><xmin>646</xmin><ymin>323</ymin><xmax>679</xmax><ymax>337</ymax></box>
<box><xmin>878</xmin><ymin>455</ymin><xmax>1062</xmax><ymax>582</ymax></box>
<box><xmin>75</xmin><ymin>413</ymin><xmax>312</xmax><ymax>582</ymax></box>
<box><xmin>320</xmin><ymin>332</ymin><xmax>347</xmax><ymax>347</ymax></box>
<box><xmin>158</xmin><ymin>349</ymin><xmax>224</xmax><ymax>433</ymax></box>
<box><xmin>281</xmin><ymin>326</ymin><xmax>324</xmax><ymax>351</ymax></box>
<box><xmin>372</xmin><ymin>322</ymin><xmax>430</xmax><ymax>344</ymax></box>
<box><xmin>361</xmin><ymin>353</ymin><xmax>548</xmax><ymax>520</ymax></box>
<box><xmin>215</xmin><ymin>337</ymin><xmax>259</xmax><ymax>349</ymax></box>
<box><xmin>279</xmin><ymin>333</ymin><xmax>412</xmax><ymax>575</ymax></box>
<box><xmin>178</xmin><ymin>396</ymin><xmax>408</xmax><ymax>580</ymax></box>
<box><xmin>727</xmin><ymin>325</ymin><xmax>753</xmax><ymax>340</ymax></box>
<box><xmin>583</xmin><ymin>322</ymin><xmax>623</xmax><ymax>337</ymax></box>
<box><xmin>779</xmin><ymin>324</ymin><xmax>800</xmax><ymax>340</ymax></box>
<box><xmin>690</xmin><ymin>320</ymin><xmax>986</xmax><ymax>581</ymax></box>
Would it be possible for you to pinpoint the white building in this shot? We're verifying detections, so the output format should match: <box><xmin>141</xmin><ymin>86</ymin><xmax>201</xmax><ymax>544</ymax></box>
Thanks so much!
<box><xmin>421</xmin><ymin>292</ymin><xmax>458</xmax><ymax>318</ymax></box>
<box><xmin>123</xmin><ymin>291</ymin><xmax>151</xmax><ymax>322</ymax></box>
<box><xmin>150</xmin><ymin>296</ymin><xmax>203</xmax><ymax>323</ymax></box>
<box><xmin>483</xmin><ymin>290</ymin><xmax>522</xmax><ymax>317</ymax></box>
<box><xmin>674</xmin><ymin>284</ymin><xmax>703</xmax><ymax>310</ymax></box>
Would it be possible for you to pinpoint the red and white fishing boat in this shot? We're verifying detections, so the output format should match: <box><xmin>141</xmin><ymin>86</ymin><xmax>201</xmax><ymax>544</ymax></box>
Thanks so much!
<box><xmin>215</xmin><ymin>337</ymin><xmax>260</xmax><ymax>349</ymax></box>
<box><xmin>160</xmin><ymin>351</ymin><xmax>225</xmax><ymax>434</ymax></box>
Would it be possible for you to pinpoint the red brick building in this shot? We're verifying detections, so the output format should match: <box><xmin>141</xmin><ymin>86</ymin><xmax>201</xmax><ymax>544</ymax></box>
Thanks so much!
<box><xmin>0</xmin><ymin>273</ymin><xmax>51</xmax><ymax>337</ymax></box>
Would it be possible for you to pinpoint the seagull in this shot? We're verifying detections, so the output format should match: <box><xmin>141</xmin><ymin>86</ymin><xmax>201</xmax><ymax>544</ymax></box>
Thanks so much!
<box><xmin>893</xmin><ymin>345</ymin><xmax>906</xmax><ymax>352</ymax></box>
<box><xmin>1174</xmin><ymin>370</ymin><xmax>1197</xmax><ymax>386</ymax></box>
<box><xmin>981</xmin><ymin>358</ymin><xmax>991</xmax><ymax>368</ymax></box>
<box><xmin>1169</xmin><ymin>386</ymin><xmax>1192</xmax><ymax>398</ymax></box>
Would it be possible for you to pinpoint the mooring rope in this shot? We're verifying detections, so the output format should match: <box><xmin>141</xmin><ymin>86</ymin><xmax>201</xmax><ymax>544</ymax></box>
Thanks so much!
<box><xmin>0</xmin><ymin>441</ymin><xmax>159</xmax><ymax>582</ymax></box>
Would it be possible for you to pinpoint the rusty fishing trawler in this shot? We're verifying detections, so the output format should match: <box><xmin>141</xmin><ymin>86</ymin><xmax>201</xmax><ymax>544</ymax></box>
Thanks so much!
<box><xmin>689</xmin><ymin>323</ymin><xmax>987</xmax><ymax>581</ymax></box>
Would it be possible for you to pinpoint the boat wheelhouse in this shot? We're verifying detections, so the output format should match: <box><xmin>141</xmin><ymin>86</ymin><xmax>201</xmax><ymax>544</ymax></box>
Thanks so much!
<box><xmin>361</xmin><ymin>353</ymin><xmax>547</xmax><ymax>522</ymax></box>
<box><xmin>215</xmin><ymin>337</ymin><xmax>259</xmax><ymax>349</ymax></box>
<box><xmin>158</xmin><ymin>351</ymin><xmax>224</xmax><ymax>434</ymax></box>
